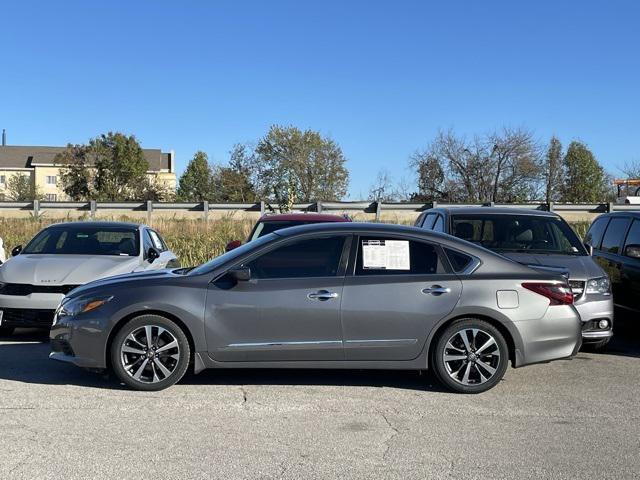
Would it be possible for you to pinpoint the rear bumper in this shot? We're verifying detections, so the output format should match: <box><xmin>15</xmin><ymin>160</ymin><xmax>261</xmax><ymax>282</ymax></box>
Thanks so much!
<box><xmin>515</xmin><ymin>305</ymin><xmax>582</xmax><ymax>367</ymax></box>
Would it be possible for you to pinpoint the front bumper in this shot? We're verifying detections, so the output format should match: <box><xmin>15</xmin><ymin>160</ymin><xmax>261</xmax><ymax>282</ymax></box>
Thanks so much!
<box><xmin>574</xmin><ymin>296</ymin><xmax>614</xmax><ymax>343</ymax></box>
<box><xmin>0</xmin><ymin>292</ymin><xmax>64</xmax><ymax>329</ymax></box>
<box><xmin>49</xmin><ymin>311</ymin><xmax>110</xmax><ymax>369</ymax></box>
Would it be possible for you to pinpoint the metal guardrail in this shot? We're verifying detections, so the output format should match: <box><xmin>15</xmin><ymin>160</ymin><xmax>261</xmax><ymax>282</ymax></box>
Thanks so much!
<box><xmin>0</xmin><ymin>200</ymin><xmax>637</xmax><ymax>221</ymax></box>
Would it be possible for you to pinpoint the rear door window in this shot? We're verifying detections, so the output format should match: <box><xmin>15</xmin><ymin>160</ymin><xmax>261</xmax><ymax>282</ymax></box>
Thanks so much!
<box><xmin>355</xmin><ymin>236</ymin><xmax>445</xmax><ymax>275</ymax></box>
<box><xmin>421</xmin><ymin>213</ymin><xmax>436</xmax><ymax>229</ymax></box>
<box><xmin>600</xmin><ymin>218</ymin><xmax>631</xmax><ymax>254</ymax></box>
<box><xmin>444</xmin><ymin>248</ymin><xmax>475</xmax><ymax>273</ymax></box>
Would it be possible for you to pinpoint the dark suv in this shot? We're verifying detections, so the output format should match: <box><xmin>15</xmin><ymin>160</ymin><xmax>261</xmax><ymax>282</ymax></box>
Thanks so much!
<box><xmin>584</xmin><ymin>211</ymin><xmax>640</xmax><ymax>315</ymax></box>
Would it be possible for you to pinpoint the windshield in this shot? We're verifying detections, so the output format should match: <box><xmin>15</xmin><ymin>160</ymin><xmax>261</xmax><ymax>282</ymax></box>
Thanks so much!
<box><xmin>450</xmin><ymin>214</ymin><xmax>587</xmax><ymax>255</ymax></box>
<box><xmin>250</xmin><ymin>220</ymin><xmax>319</xmax><ymax>241</ymax></box>
<box><xmin>189</xmin><ymin>233</ymin><xmax>277</xmax><ymax>276</ymax></box>
<box><xmin>22</xmin><ymin>226</ymin><xmax>140</xmax><ymax>256</ymax></box>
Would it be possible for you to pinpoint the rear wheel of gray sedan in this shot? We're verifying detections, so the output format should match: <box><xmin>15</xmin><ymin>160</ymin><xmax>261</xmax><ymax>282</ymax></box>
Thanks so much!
<box><xmin>110</xmin><ymin>315</ymin><xmax>190</xmax><ymax>391</ymax></box>
<box><xmin>432</xmin><ymin>318</ymin><xmax>509</xmax><ymax>394</ymax></box>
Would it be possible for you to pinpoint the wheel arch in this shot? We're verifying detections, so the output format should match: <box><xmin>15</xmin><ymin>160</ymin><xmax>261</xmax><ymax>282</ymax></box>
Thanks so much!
<box><xmin>425</xmin><ymin>313</ymin><xmax>521</xmax><ymax>368</ymax></box>
<box><xmin>105</xmin><ymin>309</ymin><xmax>196</xmax><ymax>372</ymax></box>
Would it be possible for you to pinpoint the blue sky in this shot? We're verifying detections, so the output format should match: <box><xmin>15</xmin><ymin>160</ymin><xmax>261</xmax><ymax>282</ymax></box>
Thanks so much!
<box><xmin>1</xmin><ymin>0</ymin><xmax>639</xmax><ymax>198</ymax></box>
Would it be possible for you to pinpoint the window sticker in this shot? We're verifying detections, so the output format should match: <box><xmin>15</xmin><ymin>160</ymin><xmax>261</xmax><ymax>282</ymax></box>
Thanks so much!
<box><xmin>362</xmin><ymin>240</ymin><xmax>410</xmax><ymax>270</ymax></box>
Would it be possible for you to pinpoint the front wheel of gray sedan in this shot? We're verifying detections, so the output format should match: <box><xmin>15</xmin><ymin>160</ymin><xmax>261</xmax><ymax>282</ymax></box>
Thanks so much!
<box><xmin>110</xmin><ymin>315</ymin><xmax>191</xmax><ymax>391</ymax></box>
<box><xmin>432</xmin><ymin>318</ymin><xmax>509</xmax><ymax>394</ymax></box>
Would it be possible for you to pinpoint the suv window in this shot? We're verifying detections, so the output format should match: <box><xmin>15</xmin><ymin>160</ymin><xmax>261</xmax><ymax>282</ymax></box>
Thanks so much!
<box><xmin>148</xmin><ymin>230</ymin><xmax>166</xmax><ymax>251</ymax></box>
<box><xmin>355</xmin><ymin>236</ymin><xmax>445</xmax><ymax>276</ymax></box>
<box><xmin>421</xmin><ymin>213</ymin><xmax>436</xmax><ymax>229</ymax></box>
<box><xmin>623</xmin><ymin>219</ymin><xmax>640</xmax><ymax>253</ymax></box>
<box><xmin>585</xmin><ymin>217</ymin><xmax>609</xmax><ymax>249</ymax></box>
<box><xmin>432</xmin><ymin>215</ymin><xmax>444</xmax><ymax>232</ymax></box>
<box><xmin>143</xmin><ymin>230</ymin><xmax>154</xmax><ymax>255</ymax></box>
<box><xmin>450</xmin><ymin>214</ymin><xmax>585</xmax><ymax>255</ymax></box>
<box><xmin>246</xmin><ymin>236</ymin><xmax>346</xmax><ymax>279</ymax></box>
<box><xmin>600</xmin><ymin>217</ymin><xmax>630</xmax><ymax>254</ymax></box>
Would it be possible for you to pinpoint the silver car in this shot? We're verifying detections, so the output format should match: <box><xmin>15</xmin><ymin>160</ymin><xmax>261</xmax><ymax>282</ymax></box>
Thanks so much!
<box><xmin>0</xmin><ymin>221</ymin><xmax>179</xmax><ymax>335</ymax></box>
<box><xmin>50</xmin><ymin>222</ymin><xmax>581</xmax><ymax>394</ymax></box>
<box><xmin>416</xmin><ymin>207</ymin><xmax>614</xmax><ymax>349</ymax></box>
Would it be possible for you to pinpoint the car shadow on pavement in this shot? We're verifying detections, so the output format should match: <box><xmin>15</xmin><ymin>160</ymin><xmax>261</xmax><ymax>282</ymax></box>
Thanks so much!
<box><xmin>0</xmin><ymin>329</ymin><xmax>448</xmax><ymax>392</ymax></box>
<box><xmin>1</xmin><ymin>322</ymin><xmax>638</xmax><ymax>391</ymax></box>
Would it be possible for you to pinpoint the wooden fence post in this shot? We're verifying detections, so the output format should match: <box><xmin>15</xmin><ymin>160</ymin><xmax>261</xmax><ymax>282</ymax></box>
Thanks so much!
<box><xmin>203</xmin><ymin>201</ymin><xmax>209</xmax><ymax>222</ymax></box>
<box><xmin>90</xmin><ymin>200</ymin><xmax>97</xmax><ymax>218</ymax></box>
<box><xmin>146</xmin><ymin>200</ymin><xmax>153</xmax><ymax>223</ymax></box>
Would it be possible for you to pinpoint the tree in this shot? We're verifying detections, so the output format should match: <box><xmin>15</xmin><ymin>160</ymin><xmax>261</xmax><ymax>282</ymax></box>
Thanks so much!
<box><xmin>91</xmin><ymin>132</ymin><xmax>149</xmax><ymax>201</ymax></box>
<box><xmin>176</xmin><ymin>151</ymin><xmax>215</xmax><ymax>201</ymax></box>
<box><xmin>214</xmin><ymin>144</ymin><xmax>257</xmax><ymax>202</ymax></box>
<box><xmin>562</xmin><ymin>141</ymin><xmax>609</xmax><ymax>202</ymax></box>
<box><xmin>252</xmin><ymin>125</ymin><xmax>349</xmax><ymax>208</ymax></box>
<box><xmin>56</xmin><ymin>133</ymin><xmax>169</xmax><ymax>201</ymax></box>
<box><xmin>544</xmin><ymin>136</ymin><xmax>564</xmax><ymax>204</ymax></box>
<box><xmin>410</xmin><ymin>128</ymin><xmax>543</xmax><ymax>203</ymax></box>
<box><xmin>55</xmin><ymin>144</ymin><xmax>93</xmax><ymax>200</ymax></box>
<box><xmin>6</xmin><ymin>174</ymin><xmax>42</xmax><ymax>201</ymax></box>
<box><xmin>368</xmin><ymin>169</ymin><xmax>398</xmax><ymax>202</ymax></box>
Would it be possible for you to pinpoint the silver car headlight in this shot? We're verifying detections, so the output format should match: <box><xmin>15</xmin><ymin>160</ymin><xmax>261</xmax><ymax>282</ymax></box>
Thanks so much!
<box><xmin>57</xmin><ymin>295</ymin><xmax>114</xmax><ymax>318</ymax></box>
<box><xmin>585</xmin><ymin>276</ymin><xmax>611</xmax><ymax>295</ymax></box>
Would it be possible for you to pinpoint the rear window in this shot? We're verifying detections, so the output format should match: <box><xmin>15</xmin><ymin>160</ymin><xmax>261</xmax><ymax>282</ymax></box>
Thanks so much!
<box><xmin>23</xmin><ymin>226</ymin><xmax>139</xmax><ymax>256</ymax></box>
<box><xmin>250</xmin><ymin>220</ymin><xmax>317</xmax><ymax>240</ymax></box>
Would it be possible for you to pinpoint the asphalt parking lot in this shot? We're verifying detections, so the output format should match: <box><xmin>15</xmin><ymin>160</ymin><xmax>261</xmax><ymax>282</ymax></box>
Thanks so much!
<box><xmin>1</xmin><ymin>321</ymin><xmax>639</xmax><ymax>480</ymax></box>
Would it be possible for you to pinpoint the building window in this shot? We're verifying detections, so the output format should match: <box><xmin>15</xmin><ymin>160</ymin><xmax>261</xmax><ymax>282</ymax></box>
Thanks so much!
<box><xmin>0</xmin><ymin>175</ymin><xmax>5</xmax><ymax>185</ymax></box>
<box><xmin>45</xmin><ymin>193</ymin><xmax>57</xmax><ymax>202</ymax></box>
<box><xmin>46</xmin><ymin>175</ymin><xmax>57</xmax><ymax>185</ymax></box>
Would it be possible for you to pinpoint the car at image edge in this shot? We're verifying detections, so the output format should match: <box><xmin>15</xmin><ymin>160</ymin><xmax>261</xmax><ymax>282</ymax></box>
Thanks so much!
<box><xmin>0</xmin><ymin>221</ymin><xmax>179</xmax><ymax>336</ymax></box>
<box><xmin>584</xmin><ymin>211</ymin><xmax>640</xmax><ymax>315</ymax></box>
<box><xmin>50</xmin><ymin>222</ymin><xmax>581</xmax><ymax>394</ymax></box>
<box><xmin>416</xmin><ymin>207</ymin><xmax>614</xmax><ymax>349</ymax></box>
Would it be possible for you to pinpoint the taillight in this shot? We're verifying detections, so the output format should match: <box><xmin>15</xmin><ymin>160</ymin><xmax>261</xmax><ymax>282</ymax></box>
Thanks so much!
<box><xmin>522</xmin><ymin>282</ymin><xmax>574</xmax><ymax>305</ymax></box>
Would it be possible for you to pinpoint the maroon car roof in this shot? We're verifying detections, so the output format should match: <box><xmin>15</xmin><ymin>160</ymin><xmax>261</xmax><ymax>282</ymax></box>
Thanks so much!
<box><xmin>259</xmin><ymin>213</ymin><xmax>351</xmax><ymax>222</ymax></box>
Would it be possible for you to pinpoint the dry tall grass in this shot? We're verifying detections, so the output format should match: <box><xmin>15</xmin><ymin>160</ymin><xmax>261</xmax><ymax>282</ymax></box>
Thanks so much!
<box><xmin>0</xmin><ymin>216</ymin><xmax>592</xmax><ymax>266</ymax></box>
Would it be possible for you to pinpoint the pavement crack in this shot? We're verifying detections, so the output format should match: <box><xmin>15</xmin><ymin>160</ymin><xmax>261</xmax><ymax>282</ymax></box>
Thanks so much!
<box><xmin>239</xmin><ymin>386</ymin><xmax>248</xmax><ymax>406</ymax></box>
<box><xmin>379</xmin><ymin>412</ymin><xmax>400</xmax><ymax>461</ymax></box>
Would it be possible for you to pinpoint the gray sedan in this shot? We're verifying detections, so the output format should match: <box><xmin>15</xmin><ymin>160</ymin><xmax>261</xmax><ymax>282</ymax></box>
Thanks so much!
<box><xmin>50</xmin><ymin>223</ymin><xmax>581</xmax><ymax>393</ymax></box>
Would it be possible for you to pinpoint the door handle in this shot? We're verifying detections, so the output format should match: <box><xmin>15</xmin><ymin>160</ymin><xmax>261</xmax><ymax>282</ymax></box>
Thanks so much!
<box><xmin>422</xmin><ymin>285</ymin><xmax>451</xmax><ymax>296</ymax></box>
<box><xmin>308</xmin><ymin>290</ymin><xmax>339</xmax><ymax>301</ymax></box>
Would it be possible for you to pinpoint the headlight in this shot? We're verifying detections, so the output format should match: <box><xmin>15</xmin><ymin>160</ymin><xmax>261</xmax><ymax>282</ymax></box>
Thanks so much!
<box><xmin>585</xmin><ymin>277</ymin><xmax>611</xmax><ymax>295</ymax></box>
<box><xmin>57</xmin><ymin>295</ymin><xmax>113</xmax><ymax>317</ymax></box>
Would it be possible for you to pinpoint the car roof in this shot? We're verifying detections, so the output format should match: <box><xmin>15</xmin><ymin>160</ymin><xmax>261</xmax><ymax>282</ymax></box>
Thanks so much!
<box><xmin>44</xmin><ymin>221</ymin><xmax>144</xmax><ymax>230</ymax></box>
<box><xmin>598</xmin><ymin>211</ymin><xmax>640</xmax><ymax>218</ymax></box>
<box><xmin>259</xmin><ymin>213</ymin><xmax>351</xmax><ymax>222</ymax></box>
<box><xmin>428</xmin><ymin>206</ymin><xmax>559</xmax><ymax>217</ymax></box>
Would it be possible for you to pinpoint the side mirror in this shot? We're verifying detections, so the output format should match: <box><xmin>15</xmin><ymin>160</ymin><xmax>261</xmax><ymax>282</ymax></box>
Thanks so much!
<box><xmin>11</xmin><ymin>245</ymin><xmax>22</xmax><ymax>257</ymax></box>
<box><xmin>147</xmin><ymin>247</ymin><xmax>160</xmax><ymax>263</ymax></box>
<box><xmin>624</xmin><ymin>244</ymin><xmax>640</xmax><ymax>259</ymax></box>
<box><xmin>225</xmin><ymin>240</ymin><xmax>242</xmax><ymax>252</ymax></box>
<box><xmin>229</xmin><ymin>266</ymin><xmax>251</xmax><ymax>281</ymax></box>
<box><xmin>584</xmin><ymin>243</ymin><xmax>593</xmax><ymax>256</ymax></box>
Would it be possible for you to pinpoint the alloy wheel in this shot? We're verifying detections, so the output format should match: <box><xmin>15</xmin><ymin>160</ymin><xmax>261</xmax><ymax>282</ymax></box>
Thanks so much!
<box><xmin>442</xmin><ymin>328</ymin><xmax>501</xmax><ymax>386</ymax></box>
<box><xmin>120</xmin><ymin>325</ymin><xmax>181</xmax><ymax>384</ymax></box>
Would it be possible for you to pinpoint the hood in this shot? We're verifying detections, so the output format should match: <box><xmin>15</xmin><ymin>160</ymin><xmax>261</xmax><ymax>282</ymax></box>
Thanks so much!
<box><xmin>500</xmin><ymin>252</ymin><xmax>606</xmax><ymax>280</ymax></box>
<box><xmin>68</xmin><ymin>268</ymin><xmax>177</xmax><ymax>298</ymax></box>
<box><xmin>0</xmin><ymin>254</ymin><xmax>140</xmax><ymax>285</ymax></box>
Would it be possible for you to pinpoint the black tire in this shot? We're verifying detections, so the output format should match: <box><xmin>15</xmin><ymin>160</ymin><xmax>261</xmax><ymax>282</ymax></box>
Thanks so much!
<box><xmin>431</xmin><ymin>318</ymin><xmax>509</xmax><ymax>394</ymax></box>
<box><xmin>0</xmin><ymin>326</ymin><xmax>15</xmax><ymax>337</ymax></box>
<box><xmin>583</xmin><ymin>338</ymin><xmax>610</xmax><ymax>352</ymax></box>
<box><xmin>110</xmin><ymin>315</ymin><xmax>190</xmax><ymax>391</ymax></box>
